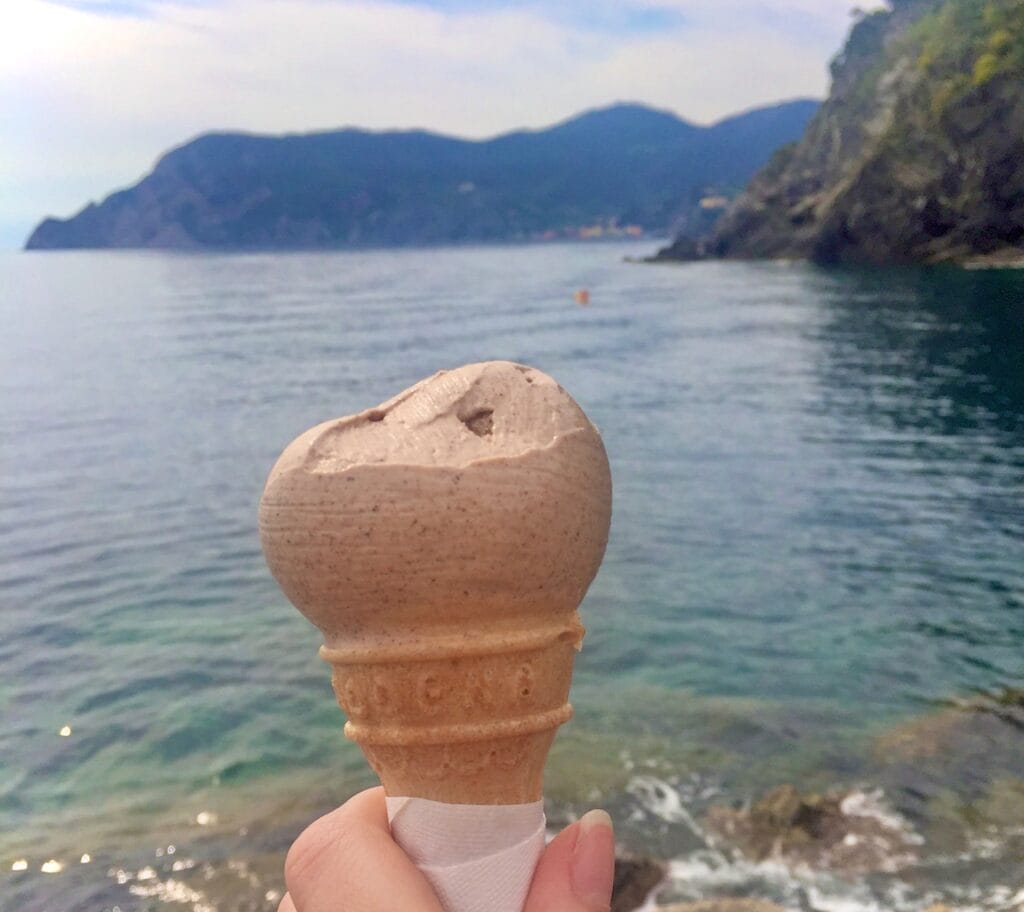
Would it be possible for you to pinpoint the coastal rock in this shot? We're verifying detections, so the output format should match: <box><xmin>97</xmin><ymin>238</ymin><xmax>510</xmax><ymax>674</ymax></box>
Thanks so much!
<box><xmin>612</xmin><ymin>854</ymin><xmax>668</xmax><ymax>912</ymax></box>
<box><xmin>876</xmin><ymin>688</ymin><xmax>1024</xmax><ymax>765</ymax></box>
<box><xmin>704</xmin><ymin>784</ymin><xmax>920</xmax><ymax>876</ymax></box>
<box><xmin>872</xmin><ymin>691</ymin><xmax>1024</xmax><ymax>777</ymax></box>
<box><xmin>657</xmin><ymin>902</ymin><xmax>787</xmax><ymax>912</ymax></box>
<box><xmin>661</xmin><ymin>0</ymin><xmax>1024</xmax><ymax>266</ymax></box>
<box><xmin>873</xmin><ymin>688</ymin><xmax>1024</xmax><ymax>848</ymax></box>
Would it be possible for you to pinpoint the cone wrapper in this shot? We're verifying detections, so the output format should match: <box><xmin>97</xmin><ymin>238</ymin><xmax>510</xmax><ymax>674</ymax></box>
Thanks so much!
<box><xmin>386</xmin><ymin>797</ymin><xmax>545</xmax><ymax>912</ymax></box>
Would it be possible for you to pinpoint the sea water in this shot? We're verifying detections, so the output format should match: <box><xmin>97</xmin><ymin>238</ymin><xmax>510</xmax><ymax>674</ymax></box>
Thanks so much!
<box><xmin>2</xmin><ymin>242</ymin><xmax>1022</xmax><ymax>911</ymax></box>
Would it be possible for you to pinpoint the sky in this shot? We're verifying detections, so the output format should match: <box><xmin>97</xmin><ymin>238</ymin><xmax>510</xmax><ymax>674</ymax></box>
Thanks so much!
<box><xmin>3</xmin><ymin>0</ymin><xmax>869</xmax><ymax>249</ymax></box>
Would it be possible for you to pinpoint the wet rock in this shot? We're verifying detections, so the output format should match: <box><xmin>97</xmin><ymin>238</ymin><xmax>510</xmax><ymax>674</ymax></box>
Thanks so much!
<box><xmin>750</xmin><ymin>784</ymin><xmax>841</xmax><ymax>845</ymax></box>
<box><xmin>877</xmin><ymin>688</ymin><xmax>1024</xmax><ymax>765</ymax></box>
<box><xmin>872</xmin><ymin>686</ymin><xmax>1024</xmax><ymax>844</ymax></box>
<box><xmin>705</xmin><ymin>785</ymin><xmax>842</xmax><ymax>859</ymax></box>
<box><xmin>976</xmin><ymin>778</ymin><xmax>1024</xmax><ymax>829</ymax></box>
<box><xmin>612</xmin><ymin>854</ymin><xmax>667</xmax><ymax>912</ymax></box>
<box><xmin>657</xmin><ymin>902</ymin><xmax>787</xmax><ymax>912</ymax></box>
<box><xmin>704</xmin><ymin>784</ymin><xmax>920</xmax><ymax>877</ymax></box>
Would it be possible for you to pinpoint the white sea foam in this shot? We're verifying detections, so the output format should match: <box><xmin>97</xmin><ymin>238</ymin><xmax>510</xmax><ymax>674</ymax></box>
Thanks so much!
<box><xmin>667</xmin><ymin>850</ymin><xmax>794</xmax><ymax>892</ymax></box>
<box><xmin>660</xmin><ymin>849</ymin><xmax>929</xmax><ymax>912</ymax></box>
<box><xmin>626</xmin><ymin>774</ymin><xmax>710</xmax><ymax>842</ymax></box>
<box><xmin>620</xmin><ymin>776</ymin><xmax>1024</xmax><ymax>912</ymax></box>
<box><xmin>936</xmin><ymin>879</ymin><xmax>1024</xmax><ymax>912</ymax></box>
<box><xmin>840</xmin><ymin>788</ymin><xmax>924</xmax><ymax>845</ymax></box>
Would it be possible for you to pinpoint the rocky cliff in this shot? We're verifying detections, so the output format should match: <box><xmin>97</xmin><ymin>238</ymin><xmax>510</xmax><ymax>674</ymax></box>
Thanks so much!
<box><xmin>25</xmin><ymin>101</ymin><xmax>817</xmax><ymax>251</ymax></box>
<box><xmin>660</xmin><ymin>0</ymin><xmax>1024</xmax><ymax>266</ymax></box>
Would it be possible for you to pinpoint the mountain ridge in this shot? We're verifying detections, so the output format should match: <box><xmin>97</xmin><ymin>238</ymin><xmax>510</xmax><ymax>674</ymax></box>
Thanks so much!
<box><xmin>25</xmin><ymin>99</ymin><xmax>818</xmax><ymax>251</ymax></box>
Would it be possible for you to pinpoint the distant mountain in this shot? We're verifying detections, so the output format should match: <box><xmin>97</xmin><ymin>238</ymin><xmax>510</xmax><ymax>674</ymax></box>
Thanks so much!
<box><xmin>658</xmin><ymin>0</ymin><xmax>1024</xmax><ymax>266</ymax></box>
<box><xmin>25</xmin><ymin>100</ymin><xmax>818</xmax><ymax>251</ymax></box>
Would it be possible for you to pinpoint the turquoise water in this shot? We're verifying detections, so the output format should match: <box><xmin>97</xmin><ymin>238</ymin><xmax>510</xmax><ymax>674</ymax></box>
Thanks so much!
<box><xmin>1</xmin><ymin>243</ymin><xmax>1022</xmax><ymax>911</ymax></box>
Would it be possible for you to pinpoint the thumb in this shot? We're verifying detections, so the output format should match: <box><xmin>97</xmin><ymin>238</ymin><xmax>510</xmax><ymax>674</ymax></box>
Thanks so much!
<box><xmin>524</xmin><ymin>810</ymin><xmax>616</xmax><ymax>912</ymax></box>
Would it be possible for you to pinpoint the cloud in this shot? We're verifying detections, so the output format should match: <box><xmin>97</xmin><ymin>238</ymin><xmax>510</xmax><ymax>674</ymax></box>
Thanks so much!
<box><xmin>3</xmin><ymin>0</ymin><xmax>859</xmax><ymax>248</ymax></box>
<box><xmin>38</xmin><ymin>0</ymin><xmax>215</xmax><ymax>17</ymax></box>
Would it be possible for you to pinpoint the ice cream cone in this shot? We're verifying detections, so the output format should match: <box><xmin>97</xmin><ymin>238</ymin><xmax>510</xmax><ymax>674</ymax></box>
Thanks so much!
<box><xmin>259</xmin><ymin>361</ymin><xmax>612</xmax><ymax>805</ymax></box>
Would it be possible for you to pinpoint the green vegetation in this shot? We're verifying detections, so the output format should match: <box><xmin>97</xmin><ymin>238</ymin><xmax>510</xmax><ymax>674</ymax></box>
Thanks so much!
<box><xmin>911</xmin><ymin>0</ymin><xmax>1024</xmax><ymax>116</ymax></box>
<box><xmin>758</xmin><ymin>142</ymin><xmax>798</xmax><ymax>183</ymax></box>
<box><xmin>698</xmin><ymin>0</ymin><xmax>1024</xmax><ymax>265</ymax></box>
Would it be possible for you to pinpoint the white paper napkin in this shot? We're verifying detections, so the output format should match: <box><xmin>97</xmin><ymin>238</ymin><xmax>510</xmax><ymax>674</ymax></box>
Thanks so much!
<box><xmin>386</xmin><ymin>796</ymin><xmax>546</xmax><ymax>912</ymax></box>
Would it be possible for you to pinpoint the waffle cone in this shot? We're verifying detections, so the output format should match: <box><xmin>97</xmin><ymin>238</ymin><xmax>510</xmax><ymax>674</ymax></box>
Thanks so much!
<box><xmin>326</xmin><ymin>626</ymin><xmax>581</xmax><ymax>803</ymax></box>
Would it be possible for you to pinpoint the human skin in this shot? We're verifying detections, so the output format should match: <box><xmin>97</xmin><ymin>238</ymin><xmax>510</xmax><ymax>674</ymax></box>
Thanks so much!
<box><xmin>277</xmin><ymin>787</ymin><xmax>615</xmax><ymax>912</ymax></box>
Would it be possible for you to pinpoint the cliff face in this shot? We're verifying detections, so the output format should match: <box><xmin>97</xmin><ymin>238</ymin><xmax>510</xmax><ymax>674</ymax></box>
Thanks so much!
<box><xmin>25</xmin><ymin>101</ymin><xmax>817</xmax><ymax>251</ymax></box>
<box><xmin>667</xmin><ymin>0</ymin><xmax>1024</xmax><ymax>266</ymax></box>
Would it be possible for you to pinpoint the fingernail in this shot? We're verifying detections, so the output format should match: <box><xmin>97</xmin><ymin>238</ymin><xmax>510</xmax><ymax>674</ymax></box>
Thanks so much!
<box><xmin>571</xmin><ymin>809</ymin><xmax>615</xmax><ymax>910</ymax></box>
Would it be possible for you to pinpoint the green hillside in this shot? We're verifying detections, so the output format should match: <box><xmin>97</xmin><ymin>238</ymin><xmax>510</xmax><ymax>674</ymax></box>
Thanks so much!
<box><xmin>661</xmin><ymin>0</ymin><xmax>1024</xmax><ymax>266</ymax></box>
<box><xmin>25</xmin><ymin>101</ymin><xmax>817</xmax><ymax>251</ymax></box>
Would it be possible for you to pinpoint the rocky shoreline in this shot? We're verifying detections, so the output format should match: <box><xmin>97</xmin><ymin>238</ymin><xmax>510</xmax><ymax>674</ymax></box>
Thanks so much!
<box><xmin>8</xmin><ymin>689</ymin><xmax>1022</xmax><ymax>912</ymax></box>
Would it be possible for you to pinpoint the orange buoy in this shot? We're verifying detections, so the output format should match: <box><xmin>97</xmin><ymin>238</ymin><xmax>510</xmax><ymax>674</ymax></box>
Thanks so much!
<box><xmin>574</xmin><ymin>289</ymin><xmax>590</xmax><ymax>306</ymax></box>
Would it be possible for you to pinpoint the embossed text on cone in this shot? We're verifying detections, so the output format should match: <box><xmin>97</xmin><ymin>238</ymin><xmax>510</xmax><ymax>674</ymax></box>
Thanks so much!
<box><xmin>258</xmin><ymin>360</ymin><xmax>612</xmax><ymax>806</ymax></box>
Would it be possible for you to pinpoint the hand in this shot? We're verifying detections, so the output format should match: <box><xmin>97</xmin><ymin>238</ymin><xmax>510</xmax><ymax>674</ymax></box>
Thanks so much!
<box><xmin>278</xmin><ymin>787</ymin><xmax>616</xmax><ymax>912</ymax></box>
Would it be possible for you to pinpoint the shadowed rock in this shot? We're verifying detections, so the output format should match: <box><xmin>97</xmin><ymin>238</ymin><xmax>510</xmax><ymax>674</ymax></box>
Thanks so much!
<box><xmin>704</xmin><ymin>784</ymin><xmax>920</xmax><ymax>876</ymax></box>
<box><xmin>657</xmin><ymin>902</ymin><xmax>787</xmax><ymax>912</ymax></box>
<box><xmin>612</xmin><ymin>855</ymin><xmax>667</xmax><ymax>912</ymax></box>
<box><xmin>659</xmin><ymin>0</ymin><xmax>1024</xmax><ymax>266</ymax></box>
